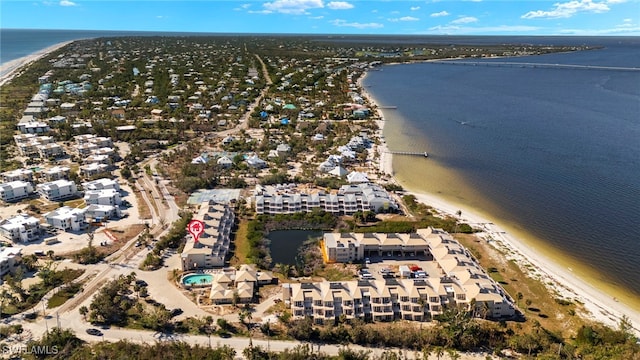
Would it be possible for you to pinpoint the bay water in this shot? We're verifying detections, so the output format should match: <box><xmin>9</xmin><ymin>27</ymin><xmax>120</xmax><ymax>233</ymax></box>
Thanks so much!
<box><xmin>363</xmin><ymin>37</ymin><xmax>640</xmax><ymax>307</ymax></box>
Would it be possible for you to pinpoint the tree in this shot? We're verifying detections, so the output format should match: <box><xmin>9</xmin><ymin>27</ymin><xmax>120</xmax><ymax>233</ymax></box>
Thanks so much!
<box><xmin>516</xmin><ymin>292</ymin><xmax>523</xmax><ymax>308</ymax></box>
<box><xmin>79</xmin><ymin>306</ymin><xmax>88</xmax><ymax>321</ymax></box>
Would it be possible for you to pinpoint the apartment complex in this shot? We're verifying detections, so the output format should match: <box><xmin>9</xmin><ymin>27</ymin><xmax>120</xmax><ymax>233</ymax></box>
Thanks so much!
<box><xmin>0</xmin><ymin>181</ymin><xmax>35</xmax><ymax>202</ymax></box>
<box><xmin>43</xmin><ymin>206</ymin><xmax>88</xmax><ymax>232</ymax></box>
<box><xmin>180</xmin><ymin>201</ymin><xmax>235</xmax><ymax>270</ymax></box>
<box><xmin>254</xmin><ymin>183</ymin><xmax>398</xmax><ymax>215</ymax></box>
<box><xmin>0</xmin><ymin>215</ymin><xmax>41</xmax><ymax>243</ymax></box>
<box><xmin>322</xmin><ymin>229</ymin><xmax>435</xmax><ymax>263</ymax></box>
<box><xmin>289</xmin><ymin>227</ymin><xmax>517</xmax><ymax>322</ymax></box>
<box><xmin>0</xmin><ymin>247</ymin><xmax>22</xmax><ymax>279</ymax></box>
<box><xmin>36</xmin><ymin>179</ymin><xmax>78</xmax><ymax>201</ymax></box>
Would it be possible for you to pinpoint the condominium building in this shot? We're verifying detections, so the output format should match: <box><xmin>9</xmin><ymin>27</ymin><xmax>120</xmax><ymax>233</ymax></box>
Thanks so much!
<box><xmin>37</xmin><ymin>179</ymin><xmax>78</xmax><ymax>201</ymax></box>
<box><xmin>295</xmin><ymin>228</ymin><xmax>517</xmax><ymax>322</ymax></box>
<box><xmin>0</xmin><ymin>247</ymin><xmax>23</xmax><ymax>279</ymax></box>
<box><xmin>322</xmin><ymin>228</ymin><xmax>435</xmax><ymax>263</ymax></box>
<box><xmin>2</xmin><ymin>168</ymin><xmax>34</xmax><ymax>183</ymax></box>
<box><xmin>84</xmin><ymin>204</ymin><xmax>121</xmax><ymax>220</ymax></box>
<box><xmin>42</xmin><ymin>166</ymin><xmax>70</xmax><ymax>182</ymax></box>
<box><xmin>79</xmin><ymin>163</ymin><xmax>109</xmax><ymax>178</ymax></box>
<box><xmin>43</xmin><ymin>206</ymin><xmax>88</xmax><ymax>232</ymax></box>
<box><xmin>0</xmin><ymin>181</ymin><xmax>35</xmax><ymax>202</ymax></box>
<box><xmin>254</xmin><ymin>183</ymin><xmax>398</xmax><ymax>215</ymax></box>
<box><xmin>82</xmin><ymin>178</ymin><xmax>120</xmax><ymax>192</ymax></box>
<box><xmin>0</xmin><ymin>215</ymin><xmax>41</xmax><ymax>243</ymax></box>
<box><xmin>181</xmin><ymin>201</ymin><xmax>235</xmax><ymax>270</ymax></box>
<box><xmin>84</xmin><ymin>189</ymin><xmax>121</xmax><ymax>206</ymax></box>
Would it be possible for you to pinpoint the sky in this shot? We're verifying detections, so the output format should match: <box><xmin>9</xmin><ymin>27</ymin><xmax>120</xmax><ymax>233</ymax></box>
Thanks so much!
<box><xmin>1</xmin><ymin>0</ymin><xmax>639</xmax><ymax>36</ymax></box>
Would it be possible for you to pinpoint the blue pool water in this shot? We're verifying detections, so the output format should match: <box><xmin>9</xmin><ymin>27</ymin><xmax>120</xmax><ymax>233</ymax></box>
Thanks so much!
<box><xmin>182</xmin><ymin>273</ymin><xmax>213</xmax><ymax>286</ymax></box>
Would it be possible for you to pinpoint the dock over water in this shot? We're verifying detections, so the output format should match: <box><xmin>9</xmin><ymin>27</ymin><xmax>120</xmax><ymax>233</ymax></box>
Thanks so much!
<box><xmin>387</xmin><ymin>150</ymin><xmax>429</xmax><ymax>157</ymax></box>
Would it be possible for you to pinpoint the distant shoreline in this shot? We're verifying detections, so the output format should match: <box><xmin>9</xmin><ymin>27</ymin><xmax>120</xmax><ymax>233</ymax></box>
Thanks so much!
<box><xmin>0</xmin><ymin>40</ymin><xmax>73</xmax><ymax>87</ymax></box>
<box><xmin>357</xmin><ymin>69</ymin><xmax>640</xmax><ymax>336</ymax></box>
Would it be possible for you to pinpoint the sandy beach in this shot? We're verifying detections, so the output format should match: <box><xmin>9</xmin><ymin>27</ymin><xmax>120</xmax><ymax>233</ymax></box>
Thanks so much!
<box><xmin>0</xmin><ymin>41</ymin><xmax>73</xmax><ymax>87</ymax></box>
<box><xmin>359</xmin><ymin>71</ymin><xmax>640</xmax><ymax>337</ymax></box>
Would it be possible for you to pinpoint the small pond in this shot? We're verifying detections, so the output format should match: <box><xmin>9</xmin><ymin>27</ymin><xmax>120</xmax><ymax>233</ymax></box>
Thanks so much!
<box><xmin>267</xmin><ymin>229</ymin><xmax>323</xmax><ymax>266</ymax></box>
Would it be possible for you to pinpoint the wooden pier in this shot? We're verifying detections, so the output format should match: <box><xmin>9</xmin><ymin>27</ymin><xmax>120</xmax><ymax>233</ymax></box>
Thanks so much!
<box><xmin>387</xmin><ymin>150</ymin><xmax>429</xmax><ymax>157</ymax></box>
<box><xmin>379</xmin><ymin>106</ymin><xmax>397</xmax><ymax>109</ymax></box>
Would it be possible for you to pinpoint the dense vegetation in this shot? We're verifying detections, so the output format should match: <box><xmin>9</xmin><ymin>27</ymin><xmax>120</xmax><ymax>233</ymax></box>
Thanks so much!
<box><xmin>1</xmin><ymin>264</ymin><xmax>84</xmax><ymax>317</ymax></box>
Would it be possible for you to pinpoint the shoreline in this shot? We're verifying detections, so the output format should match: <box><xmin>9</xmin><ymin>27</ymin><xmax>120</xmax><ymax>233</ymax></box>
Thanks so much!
<box><xmin>358</xmin><ymin>70</ymin><xmax>640</xmax><ymax>336</ymax></box>
<box><xmin>0</xmin><ymin>41</ymin><xmax>74</xmax><ymax>87</ymax></box>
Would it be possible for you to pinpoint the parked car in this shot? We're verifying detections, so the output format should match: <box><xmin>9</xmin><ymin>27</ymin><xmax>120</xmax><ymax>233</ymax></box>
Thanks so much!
<box><xmin>170</xmin><ymin>308</ymin><xmax>183</xmax><ymax>317</ymax></box>
<box><xmin>86</xmin><ymin>328</ymin><xmax>103</xmax><ymax>336</ymax></box>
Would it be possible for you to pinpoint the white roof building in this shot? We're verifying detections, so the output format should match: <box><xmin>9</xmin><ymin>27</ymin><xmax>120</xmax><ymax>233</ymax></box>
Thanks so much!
<box><xmin>43</xmin><ymin>206</ymin><xmax>88</xmax><ymax>232</ymax></box>
<box><xmin>0</xmin><ymin>215</ymin><xmax>41</xmax><ymax>243</ymax></box>
<box><xmin>36</xmin><ymin>179</ymin><xmax>78</xmax><ymax>201</ymax></box>
<box><xmin>82</xmin><ymin>178</ymin><xmax>120</xmax><ymax>191</ymax></box>
<box><xmin>2</xmin><ymin>168</ymin><xmax>34</xmax><ymax>183</ymax></box>
<box><xmin>0</xmin><ymin>181</ymin><xmax>35</xmax><ymax>202</ymax></box>
<box><xmin>0</xmin><ymin>247</ymin><xmax>23</xmax><ymax>278</ymax></box>
<box><xmin>84</xmin><ymin>189</ymin><xmax>121</xmax><ymax>206</ymax></box>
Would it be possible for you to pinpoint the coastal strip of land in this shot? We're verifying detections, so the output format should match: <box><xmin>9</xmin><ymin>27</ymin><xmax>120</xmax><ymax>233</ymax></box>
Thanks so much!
<box><xmin>0</xmin><ymin>41</ymin><xmax>73</xmax><ymax>87</ymax></box>
<box><xmin>358</xmin><ymin>71</ymin><xmax>640</xmax><ymax>337</ymax></box>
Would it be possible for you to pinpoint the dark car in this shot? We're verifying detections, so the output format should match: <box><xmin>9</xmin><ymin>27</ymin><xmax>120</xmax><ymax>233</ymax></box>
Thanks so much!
<box><xmin>169</xmin><ymin>308</ymin><xmax>183</xmax><ymax>317</ymax></box>
<box><xmin>86</xmin><ymin>328</ymin><xmax>103</xmax><ymax>336</ymax></box>
<box><xmin>135</xmin><ymin>279</ymin><xmax>148</xmax><ymax>287</ymax></box>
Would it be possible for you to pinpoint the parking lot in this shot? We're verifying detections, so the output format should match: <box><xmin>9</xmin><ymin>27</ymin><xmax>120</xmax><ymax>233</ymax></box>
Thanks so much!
<box><xmin>360</xmin><ymin>257</ymin><xmax>442</xmax><ymax>282</ymax></box>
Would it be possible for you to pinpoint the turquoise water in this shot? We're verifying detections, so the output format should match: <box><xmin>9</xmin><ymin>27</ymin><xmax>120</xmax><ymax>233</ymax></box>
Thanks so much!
<box><xmin>182</xmin><ymin>273</ymin><xmax>213</xmax><ymax>286</ymax></box>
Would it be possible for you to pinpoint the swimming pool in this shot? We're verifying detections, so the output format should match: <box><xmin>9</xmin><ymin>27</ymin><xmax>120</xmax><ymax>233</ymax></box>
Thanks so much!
<box><xmin>181</xmin><ymin>273</ymin><xmax>213</xmax><ymax>286</ymax></box>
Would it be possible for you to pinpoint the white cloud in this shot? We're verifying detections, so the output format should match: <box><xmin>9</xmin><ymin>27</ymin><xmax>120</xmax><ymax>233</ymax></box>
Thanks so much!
<box><xmin>410</xmin><ymin>6</ymin><xmax>420</xmax><ymax>11</ymax></box>
<box><xmin>430</xmin><ymin>11</ymin><xmax>450</xmax><ymax>17</ymax></box>
<box><xmin>451</xmin><ymin>16</ymin><xmax>478</xmax><ymax>24</ymax></box>
<box><xmin>59</xmin><ymin>0</ymin><xmax>76</xmax><ymax>6</ymax></box>
<box><xmin>263</xmin><ymin>0</ymin><xmax>324</xmax><ymax>15</ymax></box>
<box><xmin>389</xmin><ymin>16</ymin><xmax>419</xmax><ymax>22</ymax></box>
<box><xmin>309</xmin><ymin>15</ymin><xmax>324</xmax><ymax>19</ymax></box>
<box><xmin>327</xmin><ymin>1</ymin><xmax>354</xmax><ymax>10</ymax></box>
<box><xmin>521</xmin><ymin>0</ymin><xmax>610</xmax><ymax>19</ymax></box>
<box><xmin>330</xmin><ymin>19</ymin><xmax>384</xmax><ymax>29</ymax></box>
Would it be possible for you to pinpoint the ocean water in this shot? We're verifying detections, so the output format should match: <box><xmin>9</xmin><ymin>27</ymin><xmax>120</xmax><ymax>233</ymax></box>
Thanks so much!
<box><xmin>363</xmin><ymin>37</ymin><xmax>640</xmax><ymax>303</ymax></box>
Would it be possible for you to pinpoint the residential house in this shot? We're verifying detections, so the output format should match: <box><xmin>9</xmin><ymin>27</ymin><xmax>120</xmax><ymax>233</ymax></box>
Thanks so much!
<box><xmin>216</xmin><ymin>156</ymin><xmax>233</xmax><ymax>169</ymax></box>
<box><xmin>207</xmin><ymin>265</ymin><xmax>275</xmax><ymax>304</ymax></box>
<box><xmin>245</xmin><ymin>155</ymin><xmax>266</xmax><ymax>169</ymax></box>
<box><xmin>0</xmin><ymin>215</ymin><xmax>41</xmax><ymax>243</ymax></box>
